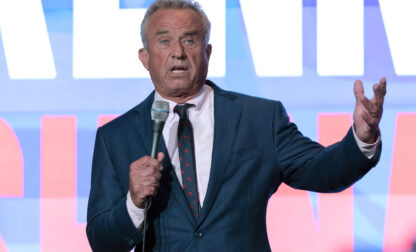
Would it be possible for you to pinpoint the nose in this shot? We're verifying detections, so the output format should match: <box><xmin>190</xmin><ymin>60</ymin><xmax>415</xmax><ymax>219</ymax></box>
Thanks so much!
<box><xmin>171</xmin><ymin>40</ymin><xmax>186</xmax><ymax>60</ymax></box>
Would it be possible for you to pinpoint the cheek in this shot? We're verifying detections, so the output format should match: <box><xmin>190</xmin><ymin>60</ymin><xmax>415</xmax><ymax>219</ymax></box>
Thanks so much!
<box><xmin>190</xmin><ymin>54</ymin><xmax>205</xmax><ymax>67</ymax></box>
<box><xmin>149</xmin><ymin>50</ymin><xmax>168</xmax><ymax>65</ymax></box>
<box><xmin>195</xmin><ymin>55</ymin><xmax>209</xmax><ymax>70</ymax></box>
<box><xmin>149</xmin><ymin>58</ymin><xmax>167</xmax><ymax>74</ymax></box>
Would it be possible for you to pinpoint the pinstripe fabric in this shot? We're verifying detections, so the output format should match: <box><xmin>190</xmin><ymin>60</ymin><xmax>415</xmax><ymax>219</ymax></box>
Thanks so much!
<box><xmin>86</xmin><ymin>80</ymin><xmax>381</xmax><ymax>251</ymax></box>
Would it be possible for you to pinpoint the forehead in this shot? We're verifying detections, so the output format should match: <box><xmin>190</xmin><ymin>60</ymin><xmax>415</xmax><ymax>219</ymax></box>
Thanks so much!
<box><xmin>147</xmin><ymin>8</ymin><xmax>204</xmax><ymax>36</ymax></box>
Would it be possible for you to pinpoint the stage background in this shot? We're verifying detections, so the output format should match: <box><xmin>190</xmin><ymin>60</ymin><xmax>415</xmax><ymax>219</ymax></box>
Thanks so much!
<box><xmin>1</xmin><ymin>0</ymin><xmax>415</xmax><ymax>251</ymax></box>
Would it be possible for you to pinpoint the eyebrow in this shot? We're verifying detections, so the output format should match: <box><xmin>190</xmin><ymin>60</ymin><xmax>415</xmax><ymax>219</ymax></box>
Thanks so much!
<box><xmin>154</xmin><ymin>30</ymin><xmax>199</xmax><ymax>36</ymax></box>
<box><xmin>183</xmin><ymin>30</ymin><xmax>199</xmax><ymax>36</ymax></box>
<box><xmin>153</xmin><ymin>29</ymin><xmax>201</xmax><ymax>40</ymax></box>
<box><xmin>154</xmin><ymin>30</ymin><xmax>169</xmax><ymax>37</ymax></box>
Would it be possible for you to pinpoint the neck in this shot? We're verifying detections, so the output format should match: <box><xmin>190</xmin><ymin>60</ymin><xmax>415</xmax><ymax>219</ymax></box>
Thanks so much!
<box><xmin>156</xmin><ymin>86</ymin><xmax>204</xmax><ymax>104</ymax></box>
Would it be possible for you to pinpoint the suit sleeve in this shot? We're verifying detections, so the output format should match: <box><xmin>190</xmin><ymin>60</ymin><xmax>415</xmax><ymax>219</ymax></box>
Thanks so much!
<box><xmin>273</xmin><ymin>101</ymin><xmax>381</xmax><ymax>192</ymax></box>
<box><xmin>86</xmin><ymin>127</ymin><xmax>142</xmax><ymax>251</ymax></box>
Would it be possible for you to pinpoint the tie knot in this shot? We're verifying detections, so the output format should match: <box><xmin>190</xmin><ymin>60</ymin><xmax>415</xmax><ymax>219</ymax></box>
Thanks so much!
<box><xmin>174</xmin><ymin>103</ymin><xmax>193</xmax><ymax>119</ymax></box>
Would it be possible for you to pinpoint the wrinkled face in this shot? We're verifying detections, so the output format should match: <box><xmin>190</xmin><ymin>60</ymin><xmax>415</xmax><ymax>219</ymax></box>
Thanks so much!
<box><xmin>139</xmin><ymin>8</ymin><xmax>212</xmax><ymax>103</ymax></box>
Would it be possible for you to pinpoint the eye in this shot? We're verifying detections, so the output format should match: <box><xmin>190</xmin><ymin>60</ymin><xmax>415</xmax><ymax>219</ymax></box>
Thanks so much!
<box><xmin>160</xmin><ymin>39</ymin><xmax>169</xmax><ymax>45</ymax></box>
<box><xmin>184</xmin><ymin>39</ymin><xmax>195</xmax><ymax>45</ymax></box>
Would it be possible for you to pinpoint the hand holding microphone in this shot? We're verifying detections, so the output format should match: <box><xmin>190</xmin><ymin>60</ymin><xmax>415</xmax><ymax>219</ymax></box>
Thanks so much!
<box><xmin>129</xmin><ymin>152</ymin><xmax>164</xmax><ymax>208</ymax></box>
<box><xmin>129</xmin><ymin>100</ymin><xmax>169</xmax><ymax>209</ymax></box>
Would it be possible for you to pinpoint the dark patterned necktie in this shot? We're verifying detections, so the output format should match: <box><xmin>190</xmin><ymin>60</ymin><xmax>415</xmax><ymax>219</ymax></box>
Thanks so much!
<box><xmin>174</xmin><ymin>104</ymin><xmax>201</xmax><ymax>218</ymax></box>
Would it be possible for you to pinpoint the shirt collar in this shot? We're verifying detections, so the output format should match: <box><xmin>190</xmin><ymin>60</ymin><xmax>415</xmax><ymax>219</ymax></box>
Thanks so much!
<box><xmin>154</xmin><ymin>84</ymin><xmax>210</xmax><ymax>114</ymax></box>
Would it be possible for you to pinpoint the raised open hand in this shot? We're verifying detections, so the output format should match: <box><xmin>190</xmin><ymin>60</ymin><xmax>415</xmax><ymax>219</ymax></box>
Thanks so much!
<box><xmin>353</xmin><ymin>77</ymin><xmax>387</xmax><ymax>143</ymax></box>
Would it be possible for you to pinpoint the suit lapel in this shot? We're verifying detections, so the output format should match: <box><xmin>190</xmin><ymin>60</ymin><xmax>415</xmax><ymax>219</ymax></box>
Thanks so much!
<box><xmin>197</xmin><ymin>85</ymin><xmax>242</xmax><ymax>226</ymax></box>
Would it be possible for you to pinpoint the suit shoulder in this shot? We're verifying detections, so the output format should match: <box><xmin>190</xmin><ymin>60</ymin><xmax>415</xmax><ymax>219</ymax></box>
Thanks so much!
<box><xmin>98</xmin><ymin>95</ymin><xmax>152</xmax><ymax>134</ymax></box>
<box><xmin>222</xmin><ymin>89</ymin><xmax>285</xmax><ymax>111</ymax></box>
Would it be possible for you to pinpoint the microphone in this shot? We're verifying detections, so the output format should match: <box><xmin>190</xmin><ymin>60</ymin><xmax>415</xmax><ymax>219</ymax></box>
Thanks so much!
<box><xmin>150</xmin><ymin>100</ymin><xmax>169</xmax><ymax>158</ymax></box>
<box><xmin>143</xmin><ymin>100</ymin><xmax>169</xmax><ymax>251</ymax></box>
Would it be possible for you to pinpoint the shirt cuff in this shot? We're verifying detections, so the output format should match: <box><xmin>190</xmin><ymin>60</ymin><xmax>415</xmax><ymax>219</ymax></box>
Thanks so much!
<box><xmin>126</xmin><ymin>190</ymin><xmax>145</xmax><ymax>230</ymax></box>
<box><xmin>352</xmin><ymin>126</ymin><xmax>381</xmax><ymax>159</ymax></box>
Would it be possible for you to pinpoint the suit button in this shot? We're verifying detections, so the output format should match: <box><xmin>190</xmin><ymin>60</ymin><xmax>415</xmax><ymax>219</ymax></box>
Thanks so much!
<box><xmin>194</xmin><ymin>232</ymin><xmax>203</xmax><ymax>238</ymax></box>
<box><xmin>125</xmin><ymin>237</ymin><xmax>135</xmax><ymax>246</ymax></box>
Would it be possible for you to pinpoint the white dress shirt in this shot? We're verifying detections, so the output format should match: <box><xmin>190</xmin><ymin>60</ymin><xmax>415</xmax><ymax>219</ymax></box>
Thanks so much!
<box><xmin>155</xmin><ymin>84</ymin><xmax>214</xmax><ymax>206</ymax></box>
<box><xmin>126</xmin><ymin>84</ymin><xmax>380</xmax><ymax>229</ymax></box>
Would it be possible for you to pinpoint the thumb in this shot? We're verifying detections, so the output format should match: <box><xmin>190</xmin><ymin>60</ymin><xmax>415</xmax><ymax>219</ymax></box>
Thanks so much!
<box><xmin>157</xmin><ymin>152</ymin><xmax>165</xmax><ymax>163</ymax></box>
<box><xmin>353</xmin><ymin>80</ymin><xmax>364</xmax><ymax>104</ymax></box>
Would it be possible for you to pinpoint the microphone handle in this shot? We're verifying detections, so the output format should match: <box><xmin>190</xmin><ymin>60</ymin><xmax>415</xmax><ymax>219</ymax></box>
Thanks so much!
<box><xmin>143</xmin><ymin>120</ymin><xmax>165</xmax><ymax>251</ymax></box>
<box><xmin>150</xmin><ymin>131</ymin><xmax>161</xmax><ymax>158</ymax></box>
<box><xmin>150</xmin><ymin>120</ymin><xmax>165</xmax><ymax>158</ymax></box>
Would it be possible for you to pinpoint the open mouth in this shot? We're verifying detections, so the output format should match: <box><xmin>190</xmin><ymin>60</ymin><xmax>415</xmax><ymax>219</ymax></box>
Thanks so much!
<box><xmin>170</xmin><ymin>66</ymin><xmax>188</xmax><ymax>73</ymax></box>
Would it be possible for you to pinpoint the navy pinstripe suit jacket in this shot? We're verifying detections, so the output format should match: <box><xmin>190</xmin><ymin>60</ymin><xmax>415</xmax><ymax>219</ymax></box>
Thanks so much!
<box><xmin>87</xmin><ymin>81</ymin><xmax>380</xmax><ymax>251</ymax></box>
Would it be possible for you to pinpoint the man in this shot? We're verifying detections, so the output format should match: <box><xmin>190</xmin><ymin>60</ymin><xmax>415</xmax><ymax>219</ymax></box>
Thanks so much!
<box><xmin>87</xmin><ymin>0</ymin><xmax>387</xmax><ymax>251</ymax></box>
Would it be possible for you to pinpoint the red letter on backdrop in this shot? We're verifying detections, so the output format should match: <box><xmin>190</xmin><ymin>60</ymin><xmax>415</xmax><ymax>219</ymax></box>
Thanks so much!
<box><xmin>0</xmin><ymin>118</ymin><xmax>24</xmax><ymax>251</ymax></box>
<box><xmin>0</xmin><ymin>235</ymin><xmax>9</xmax><ymax>252</ymax></box>
<box><xmin>267</xmin><ymin>113</ymin><xmax>353</xmax><ymax>251</ymax></box>
<box><xmin>383</xmin><ymin>113</ymin><xmax>416</xmax><ymax>251</ymax></box>
<box><xmin>40</xmin><ymin>116</ymin><xmax>89</xmax><ymax>252</ymax></box>
<box><xmin>0</xmin><ymin>118</ymin><xmax>24</xmax><ymax>197</ymax></box>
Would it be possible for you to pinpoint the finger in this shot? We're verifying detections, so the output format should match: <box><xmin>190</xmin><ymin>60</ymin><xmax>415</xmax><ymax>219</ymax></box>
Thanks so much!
<box><xmin>130</xmin><ymin>163</ymin><xmax>153</xmax><ymax>175</ymax></box>
<box><xmin>375</xmin><ymin>77</ymin><xmax>387</xmax><ymax>104</ymax></box>
<box><xmin>373</xmin><ymin>84</ymin><xmax>382</xmax><ymax>106</ymax></box>
<box><xmin>129</xmin><ymin>172</ymin><xmax>162</xmax><ymax>188</ymax></box>
<box><xmin>157</xmin><ymin>152</ymin><xmax>165</xmax><ymax>164</ymax></box>
<box><xmin>146</xmin><ymin>155</ymin><xmax>163</xmax><ymax>169</ymax></box>
<box><xmin>133</xmin><ymin>155</ymin><xmax>162</xmax><ymax>170</ymax></box>
<box><xmin>134</xmin><ymin>186</ymin><xmax>157</xmax><ymax>199</ymax></box>
<box><xmin>130</xmin><ymin>156</ymin><xmax>152</xmax><ymax>168</ymax></box>
<box><xmin>379</xmin><ymin>77</ymin><xmax>387</xmax><ymax>96</ymax></box>
<box><xmin>141</xmin><ymin>165</ymin><xmax>163</xmax><ymax>178</ymax></box>
<box><xmin>373</xmin><ymin>83</ymin><xmax>385</xmax><ymax>106</ymax></box>
<box><xmin>148</xmin><ymin>187</ymin><xmax>158</xmax><ymax>197</ymax></box>
<box><xmin>152</xmin><ymin>170</ymin><xmax>162</xmax><ymax>180</ymax></box>
<box><xmin>141</xmin><ymin>174</ymin><xmax>161</xmax><ymax>186</ymax></box>
<box><xmin>353</xmin><ymin>80</ymin><xmax>364</xmax><ymax>104</ymax></box>
<box><xmin>130</xmin><ymin>165</ymin><xmax>160</xmax><ymax>181</ymax></box>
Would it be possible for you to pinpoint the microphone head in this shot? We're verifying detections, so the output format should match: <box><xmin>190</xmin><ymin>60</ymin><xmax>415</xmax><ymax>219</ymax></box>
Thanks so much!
<box><xmin>151</xmin><ymin>100</ymin><xmax>169</xmax><ymax>122</ymax></box>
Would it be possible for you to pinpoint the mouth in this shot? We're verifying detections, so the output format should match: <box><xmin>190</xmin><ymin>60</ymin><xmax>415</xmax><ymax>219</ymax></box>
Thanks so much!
<box><xmin>170</xmin><ymin>66</ymin><xmax>188</xmax><ymax>74</ymax></box>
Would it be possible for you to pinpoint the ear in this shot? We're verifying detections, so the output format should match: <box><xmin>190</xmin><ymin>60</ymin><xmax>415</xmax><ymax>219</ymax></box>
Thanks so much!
<box><xmin>205</xmin><ymin>44</ymin><xmax>212</xmax><ymax>60</ymax></box>
<box><xmin>139</xmin><ymin>48</ymin><xmax>149</xmax><ymax>70</ymax></box>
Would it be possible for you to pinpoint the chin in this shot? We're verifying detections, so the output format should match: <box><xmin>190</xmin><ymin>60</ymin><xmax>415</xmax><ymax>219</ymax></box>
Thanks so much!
<box><xmin>168</xmin><ymin>80</ymin><xmax>194</xmax><ymax>90</ymax></box>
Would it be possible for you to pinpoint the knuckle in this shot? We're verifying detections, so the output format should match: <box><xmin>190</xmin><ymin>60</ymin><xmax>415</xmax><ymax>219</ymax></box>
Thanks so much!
<box><xmin>139</xmin><ymin>156</ymin><xmax>151</xmax><ymax>166</ymax></box>
<box><xmin>151</xmin><ymin>188</ymin><xmax>158</xmax><ymax>195</ymax></box>
<box><xmin>146</xmin><ymin>188</ymin><xmax>154</xmax><ymax>196</ymax></box>
<box><xmin>150</xmin><ymin>177</ymin><xmax>158</xmax><ymax>184</ymax></box>
<box><xmin>156</xmin><ymin>172</ymin><xmax>162</xmax><ymax>180</ymax></box>
<box><xmin>130</xmin><ymin>162</ymin><xmax>138</xmax><ymax>170</ymax></box>
<box><xmin>140</xmin><ymin>178</ymin><xmax>150</xmax><ymax>186</ymax></box>
<box><xmin>140</xmin><ymin>188</ymin><xmax>151</xmax><ymax>198</ymax></box>
<box><xmin>132</xmin><ymin>188</ymin><xmax>141</xmax><ymax>196</ymax></box>
<box><xmin>130</xmin><ymin>168</ymin><xmax>140</xmax><ymax>177</ymax></box>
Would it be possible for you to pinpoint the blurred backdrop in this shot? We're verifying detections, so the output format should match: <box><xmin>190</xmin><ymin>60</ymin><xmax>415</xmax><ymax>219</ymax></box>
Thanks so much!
<box><xmin>0</xmin><ymin>0</ymin><xmax>415</xmax><ymax>251</ymax></box>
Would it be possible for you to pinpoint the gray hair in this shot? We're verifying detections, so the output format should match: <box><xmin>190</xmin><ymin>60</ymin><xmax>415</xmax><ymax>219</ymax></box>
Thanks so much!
<box><xmin>140</xmin><ymin>0</ymin><xmax>211</xmax><ymax>50</ymax></box>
